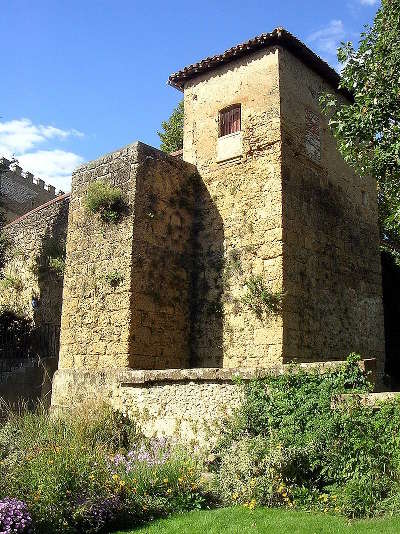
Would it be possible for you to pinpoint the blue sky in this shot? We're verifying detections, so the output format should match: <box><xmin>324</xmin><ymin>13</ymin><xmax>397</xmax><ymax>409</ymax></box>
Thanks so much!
<box><xmin>0</xmin><ymin>0</ymin><xmax>379</xmax><ymax>191</ymax></box>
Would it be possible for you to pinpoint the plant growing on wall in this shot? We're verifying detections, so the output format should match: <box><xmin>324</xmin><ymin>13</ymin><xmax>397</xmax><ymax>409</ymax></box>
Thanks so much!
<box><xmin>241</xmin><ymin>275</ymin><xmax>282</xmax><ymax>320</ymax></box>
<box><xmin>0</xmin><ymin>274</ymin><xmax>23</xmax><ymax>292</ymax></box>
<box><xmin>105</xmin><ymin>270</ymin><xmax>124</xmax><ymax>288</ymax></box>
<box><xmin>84</xmin><ymin>181</ymin><xmax>124</xmax><ymax>223</ymax></box>
<box><xmin>33</xmin><ymin>239</ymin><xmax>66</xmax><ymax>279</ymax></box>
<box><xmin>47</xmin><ymin>256</ymin><xmax>65</xmax><ymax>277</ymax></box>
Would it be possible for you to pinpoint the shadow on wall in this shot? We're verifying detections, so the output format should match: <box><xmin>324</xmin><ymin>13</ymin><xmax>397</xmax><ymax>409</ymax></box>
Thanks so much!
<box><xmin>382</xmin><ymin>251</ymin><xmax>400</xmax><ymax>390</ymax></box>
<box><xmin>190</xmin><ymin>174</ymin><xmax>224</xmax><ymax>368</ymax></box>
<box><xmin>128</xmin><ymin>147</ymin><xmax>224</xmax><ymax>370</ymax></box>
<box><xmin>31</xmin><ymin>203</ymin><xmax>68</xmax><ymax>404</ymax></box>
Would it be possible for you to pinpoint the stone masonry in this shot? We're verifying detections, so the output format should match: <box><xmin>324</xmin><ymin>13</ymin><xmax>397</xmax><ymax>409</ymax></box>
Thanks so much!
<box><xmin>178</xmin><ymin>30</ymin><xmax>385</xmax><ymax>374</ymax></box>
<box><xmin>182</xmin><ymin>46</ymin><xmax>283</xmax><ymax>368</ymax></box>
<box><xmin>58</xmin><ymin>142</ymin><xmax>197</xmax><ymax>371</ymax></box>
<box><xmin>0</xmin><ymin>194</ymin><xmax>69</xmax><ymax>325</ymax></box>
<box><xmin>279</xmin><ymin>49</ymin><xmax>384</xmax><ymax>375</ymax></box>
<box><xmin>0</xmin><ymin>157</ymin><xmax>60</xmax><ymax>223</ymax></box>
<box><xmin>0</xmin><ymin>28</ymin><xmax>386</xmax><ymax>437</ymax></box>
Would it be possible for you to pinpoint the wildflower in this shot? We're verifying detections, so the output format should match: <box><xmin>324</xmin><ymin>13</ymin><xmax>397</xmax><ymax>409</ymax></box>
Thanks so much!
<box><xmin>163</xmin><ymin>478</ymin><xmax>169</xmax><ymax>484</ymax></box>
<box><xmin>248</xmin><ymin>499</ymin><xmax>256</xmax><ymax>510</ymax></box>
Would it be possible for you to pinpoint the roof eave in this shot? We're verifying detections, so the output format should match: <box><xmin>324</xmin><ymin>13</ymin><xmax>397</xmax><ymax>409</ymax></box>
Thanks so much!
<box><xmin>167</xmin><ymin>28</ymin><xmax>351</xmax><ymax>99</ymax></box>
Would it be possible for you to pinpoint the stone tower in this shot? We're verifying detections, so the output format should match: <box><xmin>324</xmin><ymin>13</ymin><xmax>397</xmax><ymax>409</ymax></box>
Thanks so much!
<box><xmin>169</xmin><ymin>27</ymin><xmax>385</xmax><ymax>375</ymax></box>
<box><xmin>51</xmin><ymin>29</ymin><xmax>384</xmax><ymax>430</ymax></box>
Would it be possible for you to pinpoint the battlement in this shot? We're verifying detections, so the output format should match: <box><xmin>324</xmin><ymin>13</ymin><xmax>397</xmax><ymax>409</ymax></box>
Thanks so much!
<box><xmin>0</xmin><ymin>156</ymin><xmax>63</xmax><ymax>222</ymax></box>
<box><xmin>1</xmin><ymin>157</ymin><xmax>62</xmax><ymax>195</ymax></box>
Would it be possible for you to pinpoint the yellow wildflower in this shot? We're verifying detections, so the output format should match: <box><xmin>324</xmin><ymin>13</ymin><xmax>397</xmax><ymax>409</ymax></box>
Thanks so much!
<box><xmin>248</xmin><ymin>499</ymin><xmax>256</xmax><ymax>510</ymax></box>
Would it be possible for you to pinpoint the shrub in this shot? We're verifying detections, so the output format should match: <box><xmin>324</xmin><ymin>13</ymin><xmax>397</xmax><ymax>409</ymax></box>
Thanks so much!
<box><xmin>84</xmin><ymin>181</ymin><xmax>124</xmax><ymax>223</ymax></box>
<box><xmin>215</xmin><ymin>355</ymin><xmax>400</xmax><ymax>518</ymax></box>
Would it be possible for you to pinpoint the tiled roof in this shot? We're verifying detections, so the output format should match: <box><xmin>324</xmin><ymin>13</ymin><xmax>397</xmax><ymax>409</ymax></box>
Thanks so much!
<box><xmin>168</xmin><ymin>27</ymin><xmax>346</xmax><ymax>95</ymax></box>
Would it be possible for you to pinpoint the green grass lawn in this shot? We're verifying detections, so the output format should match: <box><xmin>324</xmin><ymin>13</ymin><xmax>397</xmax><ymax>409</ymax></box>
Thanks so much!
<box><xmin>114</xmin><ymin>507</ymin><xmax>400</xmax><ymax>534</ymax></box>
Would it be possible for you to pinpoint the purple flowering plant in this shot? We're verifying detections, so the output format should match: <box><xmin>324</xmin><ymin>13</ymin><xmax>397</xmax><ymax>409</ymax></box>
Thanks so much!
<box><xmin>110</xmin><ymin>437</ymin><xmax>172</xmax><ymax>473</ymax></box>
<box><xmin>0</xmin><ymin>498</ymin><xmax>33</xmax><ymax>534</ymax></box>
<box><xmin>108</xmin><ymin>437</ymin><xmax>207</xmax><ymax>515</ymax></box>
<box><xmin>73</xmin><ymin>496</ymin><xmax>122</xmax><ymax>534</ymax></box>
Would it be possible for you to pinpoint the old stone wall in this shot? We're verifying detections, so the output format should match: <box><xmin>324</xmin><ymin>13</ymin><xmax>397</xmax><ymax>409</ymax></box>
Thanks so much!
<box><xmin>0</xmin><ymin>196</ymin><xmax>68</xmax><ymax>405</ymax></box>
<box><xmin>0</xmin><ymin>157</ymin><xmax>60</xmax><ymax>223</ymax></box>
<box><xmin>58</xmin><ymin>142</ymin><xmax>196</xmax><ymax>371</ymax></box>
<box><xmin>183</xmin><ymin>47</ymin><xmax>284</xmax><ymax>368</ymax></box>
<box><xmin>278</xmin><ymin>48</ymin><xmax>385</xmax><ymax>374</ymax></box>
<box><xmin>51</xmin><ymin>359</ymin><xmax>376</xmax><ymax>443</ymax></box>
<box><xmin>0</xmin><ymin>194</ymin><xmax>69</xmax><ymax>326</ymax></box>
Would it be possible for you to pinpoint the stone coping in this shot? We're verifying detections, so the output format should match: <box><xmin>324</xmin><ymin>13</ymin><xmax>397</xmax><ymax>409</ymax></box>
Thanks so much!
<box><xmin>56</xmin><ymin>358</ymin><xmax>376</xmax><ymax>386</ymax></box>
<box><xmin>5</xmin><ymin>193</ymin><xmax>70</xmax><ymax>228</ymax></box>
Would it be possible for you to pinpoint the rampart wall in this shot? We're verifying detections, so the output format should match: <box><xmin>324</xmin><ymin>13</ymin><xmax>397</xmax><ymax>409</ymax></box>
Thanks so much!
<box><xmin>0</xmin><ymin>157</ymin><xmax>60</xmax><ymax>223</ymax></box>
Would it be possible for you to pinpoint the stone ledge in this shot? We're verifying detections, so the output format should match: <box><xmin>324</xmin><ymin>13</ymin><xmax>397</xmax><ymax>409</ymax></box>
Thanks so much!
<box><xmin>55</xmin><ymin>358</ymin><xmax>376</xmax><ymax>387</ymax></box>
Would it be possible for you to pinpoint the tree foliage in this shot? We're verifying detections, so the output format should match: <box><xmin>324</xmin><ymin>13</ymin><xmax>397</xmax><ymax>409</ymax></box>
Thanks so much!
<box><xmin>321</xmin><ymin>0</ymin><xmax>400</xmax><ymax>258</ymax></box>
<box><xmin>158</xmin><ymin>100</ymin><xmax>184</xmax><ymax>153</ymax></box>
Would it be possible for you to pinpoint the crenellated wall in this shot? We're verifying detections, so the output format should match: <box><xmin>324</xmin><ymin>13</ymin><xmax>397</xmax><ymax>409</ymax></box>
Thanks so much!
<box><xmin>0</xmin><ymin>157</ymin><xmax>61</xmax><ymax>223</ymax></box>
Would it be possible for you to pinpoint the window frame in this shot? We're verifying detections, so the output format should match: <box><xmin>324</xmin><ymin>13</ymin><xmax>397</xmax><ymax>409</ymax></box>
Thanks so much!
<box><xmin>218</xmin><ymin>104</ymin><xmax>241</xmax><ymax>138</ymax></box>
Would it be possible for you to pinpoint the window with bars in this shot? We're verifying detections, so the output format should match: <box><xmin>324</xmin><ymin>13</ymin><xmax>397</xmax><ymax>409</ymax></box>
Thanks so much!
<box><xmin>219</xmin><ymin>105</ymin><xmax>241</xmax><ymax>137</ymax></box>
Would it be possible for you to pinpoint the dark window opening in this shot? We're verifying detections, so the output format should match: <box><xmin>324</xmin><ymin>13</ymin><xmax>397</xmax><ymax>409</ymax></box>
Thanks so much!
<box><xmin>219</xmin><ymin>105</ymin><xmax>241</xmax><ymax>137</ymax></box>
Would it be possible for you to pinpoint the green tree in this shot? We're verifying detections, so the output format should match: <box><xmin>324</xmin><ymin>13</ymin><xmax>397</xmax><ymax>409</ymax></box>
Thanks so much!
<box><xmin>321</xmin><ymin>0</ymin><xmax>400</xmax><ymax>258</ymax></box>
<box><xmin>158</xmin><ymin>100</ymin><xmax>184</xmax><ymax>153</ymax></box>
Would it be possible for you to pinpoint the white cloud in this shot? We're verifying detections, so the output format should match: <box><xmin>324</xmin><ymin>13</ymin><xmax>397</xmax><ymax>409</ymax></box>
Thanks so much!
<box><xmin>18</xmin><ymin>150</ymin><xmax>84</xmax><ymax>192</ymax></box>
<box><xmin>0</xmin><ymin>118</ymin><xmax>84</xmax><ymax>192</ymax></box>
<box><xmin>359</xmin><ymin>0</ymin><xmax>378</xmax><ymax>5</ymax></box>
<box><xmin>308</xmin><ymin>20</ymin><xmax>346</xmax><ymax>57</ymax></box>
<box><xmin>0</xmin><ymin>118</ymin><xmax>83</xmax><ymax>156</ymax></box>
